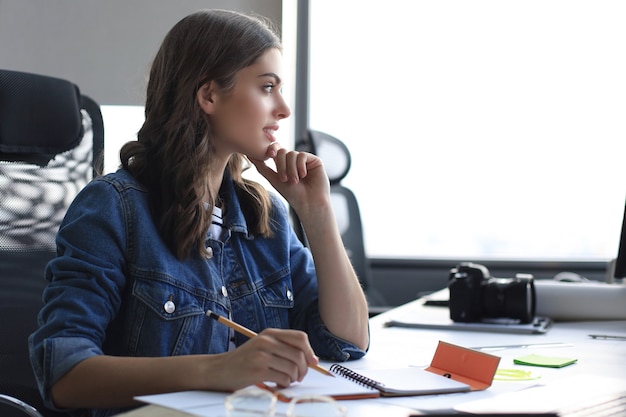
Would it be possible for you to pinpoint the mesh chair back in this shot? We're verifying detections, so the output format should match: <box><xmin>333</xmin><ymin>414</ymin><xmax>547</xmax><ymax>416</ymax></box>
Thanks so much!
<box><xmin>0</xmin><ymin>69</ymin><xmax>104</xmax><ymax>417</ymax></box>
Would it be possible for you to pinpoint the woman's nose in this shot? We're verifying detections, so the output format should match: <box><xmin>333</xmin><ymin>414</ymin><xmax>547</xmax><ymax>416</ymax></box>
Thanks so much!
<box><xmin>275</xmin><ymin>94</ymin><xmax>291</xmax><ymax>120</ymax></box>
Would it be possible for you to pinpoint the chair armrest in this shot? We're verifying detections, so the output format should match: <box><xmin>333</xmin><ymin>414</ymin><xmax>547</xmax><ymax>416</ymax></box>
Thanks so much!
<box><xmin>0</xmin><ymin>394</ymin><xmax>45</xmax><ymax>417</ymax></box>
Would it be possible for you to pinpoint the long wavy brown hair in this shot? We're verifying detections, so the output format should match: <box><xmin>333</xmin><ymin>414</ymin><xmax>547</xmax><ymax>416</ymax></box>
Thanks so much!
<box><xmin>120</xmin><ymin>9</ymin><xmax>280</xmax><ymax>260</ymax></box>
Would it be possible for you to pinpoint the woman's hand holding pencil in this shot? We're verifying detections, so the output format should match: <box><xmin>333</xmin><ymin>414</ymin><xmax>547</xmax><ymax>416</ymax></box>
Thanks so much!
<box><xmin>205</xmin><ymin>310</ymin><xmax>333</xmax><ymax>389</ymax></box>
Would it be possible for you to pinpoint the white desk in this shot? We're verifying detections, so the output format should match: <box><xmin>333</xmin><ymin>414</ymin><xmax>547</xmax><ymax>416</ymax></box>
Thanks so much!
<box><xmin>116</xmin><ymin>294</ymin><xmax>626</xmax><ymax>416</ymax></box>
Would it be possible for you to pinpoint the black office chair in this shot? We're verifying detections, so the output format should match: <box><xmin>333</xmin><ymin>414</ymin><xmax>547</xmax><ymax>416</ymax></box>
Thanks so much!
<box><xmin>0</xmin><ymin>69</ymin><xmax>104</xmax><ymax>417</ymax></box>
<box><xmin>292</xmin><ymin>130</ymin><xmax>388</xmax><ymax>314</ymax></box>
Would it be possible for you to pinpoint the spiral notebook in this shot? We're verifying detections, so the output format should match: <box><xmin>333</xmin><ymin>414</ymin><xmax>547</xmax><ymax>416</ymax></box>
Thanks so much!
<box><xmin>260</xmin><ymin>364</ymin><xmax>469</xmax><ymax>401</ymax></box>
<box><xmin>260</xmin><ymin>341</ymin><xmax>497</xmax><ymax>401</ymax></box>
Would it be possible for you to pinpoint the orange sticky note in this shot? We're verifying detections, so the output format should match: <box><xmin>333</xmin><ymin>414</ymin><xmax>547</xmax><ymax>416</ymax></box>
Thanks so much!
<box><xmin>425</xmin><ymin>341</ymin><xmax>501</xmax><ymax>391</ymax></box>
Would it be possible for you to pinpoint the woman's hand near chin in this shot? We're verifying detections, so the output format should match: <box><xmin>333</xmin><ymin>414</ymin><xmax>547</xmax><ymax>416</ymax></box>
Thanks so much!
<box><xmin>251</xmin><ymin>143</ymin><xmax>370</xmax><ymax>351</ymax></box>
<box><xmin>250</xmin><ymin>145</ymin><xmax>330</xmax><ymax>218</ymax></box>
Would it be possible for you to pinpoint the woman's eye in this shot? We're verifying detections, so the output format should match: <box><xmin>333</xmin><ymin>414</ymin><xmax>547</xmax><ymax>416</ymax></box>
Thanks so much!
<box><xmin>262</xmin><ymin>83</ymin><xmax>274</xmax><ymax>93</ymax></box>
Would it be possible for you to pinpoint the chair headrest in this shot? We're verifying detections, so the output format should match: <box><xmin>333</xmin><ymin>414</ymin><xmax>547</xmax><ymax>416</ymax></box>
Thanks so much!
<box><xmin>296</xmin><ymin>130</ymin><xmax>352</xmax><ymax>185</ymax></box>
<box><xmin>0</xmin><ymin>69</ymin><xmax>84</xmax><ymax>165</ymax></box>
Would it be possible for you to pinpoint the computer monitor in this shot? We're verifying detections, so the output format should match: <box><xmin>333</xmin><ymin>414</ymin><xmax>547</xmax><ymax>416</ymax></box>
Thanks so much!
<box><xmin>612</xmin><ymin>197</ymin><xmax>626</xmax><ymax>282</ymax></box>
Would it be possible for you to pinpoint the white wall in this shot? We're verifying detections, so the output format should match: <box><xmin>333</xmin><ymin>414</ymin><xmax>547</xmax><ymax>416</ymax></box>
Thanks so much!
<box><xmin>0</xmin><ymin>0</ymin><xmax>289</xmax><ymax>176</ymax></box>
<box><xmin>0</xmin><ymin>0</ymin><xmax>281</xmax><ymax>105</ymax></box>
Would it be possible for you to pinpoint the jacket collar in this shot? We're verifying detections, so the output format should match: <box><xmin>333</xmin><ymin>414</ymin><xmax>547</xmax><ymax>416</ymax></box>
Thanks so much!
<box><xmin>219</xmin><ymin>169</ymin><xmax>253</xmax><ymax>239</ymax></box>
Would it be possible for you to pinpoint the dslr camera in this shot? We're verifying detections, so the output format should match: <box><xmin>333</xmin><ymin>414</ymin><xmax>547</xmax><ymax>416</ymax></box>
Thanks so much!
<box><xmin>448</xmin><ymin>262</ymin><xmax>536</xmax><ymax>323</ymax></box>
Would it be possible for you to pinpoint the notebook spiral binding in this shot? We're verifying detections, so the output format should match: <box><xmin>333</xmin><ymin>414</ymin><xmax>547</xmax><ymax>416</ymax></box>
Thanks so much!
<box><xmin>329</xmin><ymin>364</ymin><xmax>383</xmax><ymax>389</ymax></box>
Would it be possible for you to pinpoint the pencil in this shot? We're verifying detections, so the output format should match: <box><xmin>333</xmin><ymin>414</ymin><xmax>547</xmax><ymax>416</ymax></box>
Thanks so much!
<box><xmin>205</xmin><ymin>309</ymin><xmax>334</xmax><ymax>377</ymax></box>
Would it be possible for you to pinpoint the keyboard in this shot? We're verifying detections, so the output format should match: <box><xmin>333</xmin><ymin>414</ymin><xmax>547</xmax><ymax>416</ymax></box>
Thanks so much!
<box><xmin>452</xmin><ymin>374</ymin><xmax>626</xmax><ymax>417</ymax></box>
<box><xmin>557</xmin><ymin>390</ymin><xmax>626</xmax><ymax>417</ymax></box>
<box><xmin>424</xmin><ymin>391</ymin><xmax>626</xmax><ymax>416</ymax></box>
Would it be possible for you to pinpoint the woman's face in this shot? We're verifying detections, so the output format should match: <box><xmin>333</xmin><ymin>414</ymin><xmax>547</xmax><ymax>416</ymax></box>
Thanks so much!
<box><xmin>204</xmin><ymin>48</ymin><xmax>291</xmax><ymax>162</ymax></box>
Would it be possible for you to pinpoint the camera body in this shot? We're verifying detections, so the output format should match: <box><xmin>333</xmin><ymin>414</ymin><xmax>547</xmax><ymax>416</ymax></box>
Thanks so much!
<box><xmin>448</xmin><ymin>262</ymin><xmax>536</xmax><ymax>323</ymax></box>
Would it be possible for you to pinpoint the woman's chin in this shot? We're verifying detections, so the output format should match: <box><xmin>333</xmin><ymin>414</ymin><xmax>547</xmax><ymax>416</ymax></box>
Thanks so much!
<box><xmin>245</xmin><ymin>149</ymin><xmax>273</xmax><ymax>162</ymax></box>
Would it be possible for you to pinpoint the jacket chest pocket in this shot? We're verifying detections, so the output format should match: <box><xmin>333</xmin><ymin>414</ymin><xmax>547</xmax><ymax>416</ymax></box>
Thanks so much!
<box><xmin>256</xmin><ymin>274</ymin><xmax>295</xmax><ymax>328</ymax></box>
<box><xmin>126</xmin><ymin>277</ymin><xmax>221</xmax><ymax>356</ymax></box>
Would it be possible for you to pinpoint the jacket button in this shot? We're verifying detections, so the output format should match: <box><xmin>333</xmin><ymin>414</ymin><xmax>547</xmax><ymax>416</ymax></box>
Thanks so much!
<box><xmin>164</xmin><ymin>300</ymin><xmax>175</xmax><ymax>314</ymax></box>
<box><xmin>286</xmin><ymin>287</ymin><xmax>293</xmax><ymax>301</ymax></box>
<box><xmin>221</xmin><ymin>286</ymin><xmax>228</xmax><ymax>297</ymax></box>
<box><xmin>206</xmin><ymin>246</ymin><xmax>213</xmax><ymax>259</ymax></box>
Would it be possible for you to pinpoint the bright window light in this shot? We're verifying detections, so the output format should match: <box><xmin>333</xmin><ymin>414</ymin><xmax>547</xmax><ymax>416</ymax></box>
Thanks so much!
<box><xmin>101</xmin><ymin>3</ymin><xmax>624</xmax><ymax>262</ymax></box>
<box><xmin>308</xmin><ymin>0</ymin><xmax>626</xmax><ymax>261</ymax></box>
<box><xmin>101</xmin><ymin>105</ymin><xmax>145</xmax><ymax>174</ymax></box>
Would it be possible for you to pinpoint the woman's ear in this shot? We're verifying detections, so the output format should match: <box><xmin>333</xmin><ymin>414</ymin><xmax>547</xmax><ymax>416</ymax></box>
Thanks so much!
<box><xmin>197</xmin><ymin>81</ymin><xmax>217</xmax><ymax>114</ymax></box>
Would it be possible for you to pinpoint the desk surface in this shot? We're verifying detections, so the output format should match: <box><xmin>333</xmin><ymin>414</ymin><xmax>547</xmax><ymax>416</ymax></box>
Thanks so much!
<box><xmin>116</xmin><ymin>293</ymin><xmax>626</xmax><ymax>416</ymax></box>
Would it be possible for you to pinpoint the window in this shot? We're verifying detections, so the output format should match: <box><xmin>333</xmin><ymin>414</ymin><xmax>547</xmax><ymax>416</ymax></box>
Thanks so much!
<box><xmin>307</xmin><ymin>0</ymin><xmax>626</xmax><ymax>261</ymax></box>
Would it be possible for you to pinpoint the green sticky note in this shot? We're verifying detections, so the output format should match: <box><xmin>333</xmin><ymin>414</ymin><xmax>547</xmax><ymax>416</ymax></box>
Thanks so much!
<box><xmin>513</xmin><ymin>353</ymin><xmax>577</xmax><ymax>368</ymax></box>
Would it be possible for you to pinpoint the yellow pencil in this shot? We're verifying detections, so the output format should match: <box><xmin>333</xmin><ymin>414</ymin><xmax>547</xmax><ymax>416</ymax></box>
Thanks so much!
<box><xmin>205</xmin><ymin>309</ymin><xmax>334</xmax><ymax>377</ymax></box>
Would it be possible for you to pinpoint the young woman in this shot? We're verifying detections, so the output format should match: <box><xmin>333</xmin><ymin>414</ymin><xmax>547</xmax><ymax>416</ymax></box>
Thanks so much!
<box><xmin>29</xmin><ymin>9</ymin><xmax>369</xmax><ymax>417</ymax></box>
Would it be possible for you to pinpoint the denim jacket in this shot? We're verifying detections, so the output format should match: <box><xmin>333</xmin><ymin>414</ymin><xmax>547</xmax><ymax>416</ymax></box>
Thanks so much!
<box><xmin>29</xmin><ymin>168</ymin><xmax>367</xmax><ymax>417</ymax></box>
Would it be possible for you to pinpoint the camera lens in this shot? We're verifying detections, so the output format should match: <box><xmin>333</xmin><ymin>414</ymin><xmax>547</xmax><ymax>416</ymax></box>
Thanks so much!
<box><xmin>482</xmin><ymin>275</ymin><xmax>535</xmax><ymax>323</ymax></box>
